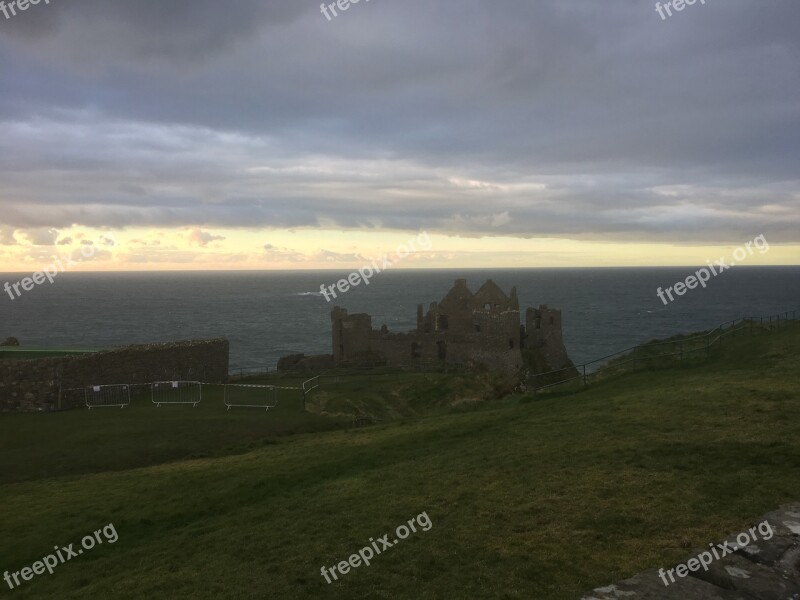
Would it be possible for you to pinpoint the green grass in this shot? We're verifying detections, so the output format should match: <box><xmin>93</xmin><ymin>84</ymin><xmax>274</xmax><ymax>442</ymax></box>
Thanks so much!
<box><xmin>0</xmin><ymin>371</ymin><xmax>504</xmax><ymax>486</ymax></box>
<box><xmin>306</xmin><ymin>370</ymin><xmax>510</xmax><ymax>420</ymax></box>
<box><xmin>1</xmin><ymin>324</ymin><xmax>799</xmax><ymax>599</ymax></box>
<box><xmin>597</xmin><ymin>317</ymin><xmax>761</xmax><ymax>375</ymax></box>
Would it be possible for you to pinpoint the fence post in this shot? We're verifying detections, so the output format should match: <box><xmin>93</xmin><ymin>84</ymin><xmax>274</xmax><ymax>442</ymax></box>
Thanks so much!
<box><xmin>583</xmin><ymin>365</ymin><xmax>587</xmax><ymax>387</ymax></box>
<box><xmin>55</xmin><ymin>366</ymin><xmax>62</xmax><ymax>410</ymax></box>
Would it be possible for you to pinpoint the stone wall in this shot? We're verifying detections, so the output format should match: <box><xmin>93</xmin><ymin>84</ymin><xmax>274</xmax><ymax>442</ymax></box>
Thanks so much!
<box><xmin>0</xmin><ymin>339</ymin><xmax>229</xmax><ymax>412</ymax></box>
<box><xmin>525</xmin><ymin>305</ymin><xmax>572</xmax><ymax>372</ymax></box>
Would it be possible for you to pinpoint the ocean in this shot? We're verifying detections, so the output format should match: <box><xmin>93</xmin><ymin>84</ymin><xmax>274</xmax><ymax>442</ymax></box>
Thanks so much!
<box><xmin>1</xmin><ymin>267</ymin><xmax>798</xmax><ymax>371</ymax></box>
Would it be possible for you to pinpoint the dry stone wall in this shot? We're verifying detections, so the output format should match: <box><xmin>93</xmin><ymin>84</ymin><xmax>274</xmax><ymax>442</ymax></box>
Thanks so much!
<box><xmin>0</xmin><ymin>339</ymin><xmax>229</xmax><ymax>412</ymax></box>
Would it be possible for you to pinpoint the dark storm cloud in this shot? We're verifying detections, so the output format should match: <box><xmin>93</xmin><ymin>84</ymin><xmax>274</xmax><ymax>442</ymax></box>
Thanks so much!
<box><xmin>0</xmin><ymin>0</ymin><xmax>302</xmax><ymax>56</ymax></box>
<box><xmin>0</xmin><ymin>0</ymin><xmax>798</xmax><ymax>244</ymax></box>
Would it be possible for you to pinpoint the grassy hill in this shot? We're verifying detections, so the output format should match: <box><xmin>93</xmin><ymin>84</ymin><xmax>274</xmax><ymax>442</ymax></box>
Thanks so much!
<box><xmin>1</xmin><ymin>323</ymin><xmax>798</xmax><ymax>599</ymax></box>
<box><xmin>0</xmin><ymin>369</ymin><xmax>511</xmax><ymax>486</ymax></box>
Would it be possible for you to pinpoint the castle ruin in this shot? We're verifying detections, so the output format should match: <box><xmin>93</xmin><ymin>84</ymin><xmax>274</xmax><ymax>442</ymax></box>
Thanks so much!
<box><xmin>330</xmin><ymin>279</ymin><xmax>573</xmax><ymax>376</ymax></box>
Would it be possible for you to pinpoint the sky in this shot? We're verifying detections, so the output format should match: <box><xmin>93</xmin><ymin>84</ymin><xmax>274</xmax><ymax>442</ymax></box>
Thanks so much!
<box><xmin>0</xmin><ymin>0</ymin><xmax>798</xmax><ymax>272</ymax></box>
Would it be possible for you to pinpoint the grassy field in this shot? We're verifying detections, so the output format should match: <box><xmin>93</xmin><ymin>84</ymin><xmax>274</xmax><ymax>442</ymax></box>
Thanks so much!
<box><xmin>0</xmin><ymin>370</ymin><xmax>506</xmax><ymax>486</ymax></box>
<box><xmin>1</xmin><ymin>324</ymin><xmax>798</xmax><ymax>599</ymax></box>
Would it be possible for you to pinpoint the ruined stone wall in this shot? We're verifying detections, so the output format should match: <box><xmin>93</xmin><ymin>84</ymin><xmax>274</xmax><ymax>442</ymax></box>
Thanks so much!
<box><xmin>468</xmin><ymin>347</ymin><xmax>524</xmax><ymax>374</ymax></box>
<box><xmin>365</xmin><ymin>330</ymin><xmax>476</xmax><ymax>366</ymax></box>
<box><xmin>525</xmin><ymin>306</ymin><xmax>571</xmax><ymax>371</ymax></box>
<box><xmin>331</xmin><ymin>308</ymin><xmax>372</xmax><ymax>362</ymax></box>
<box><xmin>334</xmin><ymin>308</ymin><xmax>527</xmax><ymax>373</ymax></box>
<box><xmin>0</xmin><ymin>339</ymin><xmax>229</xmax><ymax>412</ymax></box>
<box><xmin>526</xmin><ymin>306</ymin><xmax>563</xmax><ymax>348</ymax></box>
<box><xmin>369</xmin><ymin>331</ymin><xmax>431</xmax><ymax>364</ymax></box>
<box><xmin>357</xmin><ymin>327</ymin><xmax>523</xmax><ymax>374</ymax></box>
<box><xmin>330</xmin><ymin>279</ymin><xmax>571</xmax><ymax>377</ymax></box>
<box><xmin>474</xmin><ymin>310</ymin><xmax>520</xmax><ymax>349</ymax></box>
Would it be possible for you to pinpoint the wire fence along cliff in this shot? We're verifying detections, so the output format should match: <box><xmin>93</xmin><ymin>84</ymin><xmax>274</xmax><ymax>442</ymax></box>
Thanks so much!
<box><xmin>41</xmin><ymin>308</ymin><xmax>800</xmax><ymax>416</ymax></box>
<box><xmin>529</xmin><ymin>309</ymin><xmax>799</xmax><ymax>395</ymax></box>
<box><xmin>242</xmin><ymin>309</ymin><xmax>800</xmax><ymax>404</ymax></box>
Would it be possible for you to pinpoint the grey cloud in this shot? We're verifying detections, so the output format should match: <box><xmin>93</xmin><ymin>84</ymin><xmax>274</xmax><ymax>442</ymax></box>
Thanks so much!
<box><xmin>0</xmin><ymin>226</ymin><xmax>17</xmax><ymax>245</ymax></box>
<box><xmin>0</xmin><ymin>0</ymin><xmax>798</xmax><ymax>246</ymax></box>
<box><xmin>262</xmin><ymin>245</ymin><xmax>307</xmax><ymax>263</ymax></box>
<box><xmin>116</xmin><ymin>247</ymin><xmax>197</xmax><ymax>264</ymax></box>
<box><xmin>187</xmin><ymin>228</ymin><xmax>226</xmax><ymax>247</ymax></box>
<box><xmin>21</xmin><ymin>227</ymin><xmax>59</xmax><ymax>246</ymax></box>
<box><xmin>0</xmin><ymin>0</ymin><xmax>304</xmax><ymax>62</ymax></box>
<box><xmin>311</xmin><ymin>250</ymin><xmax>368</xmax><ymax>263</ymax></box>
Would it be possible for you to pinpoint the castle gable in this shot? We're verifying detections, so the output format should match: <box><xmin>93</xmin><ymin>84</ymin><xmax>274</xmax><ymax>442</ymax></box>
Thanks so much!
<box><xmin>472</xmin><ymin>279</ymin><xmax>514</xmax><ymax>313</ymax></box>
<box><xmin>438</xmin><ymin>278</ymin><xmax>474</xmax><ymax>313</ymax></box>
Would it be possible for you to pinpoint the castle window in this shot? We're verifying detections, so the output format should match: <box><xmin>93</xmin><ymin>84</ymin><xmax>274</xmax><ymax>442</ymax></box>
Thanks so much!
<box><xmin>509</xmin><ymin>339</ymin><xmax>515</xmax><ymax>349</ymax></box>
<box><xmin>549</xmin><ymin>317</ymin><xmax>554</xmax><ymax>325</ymax></box>
<box><xmin>437</xmin><ymin>315</ymin><xmax>449</xmax><ymax>330</ymax></box>
<box><xmin>474</xmin><ymin>323</ymin><xmax>481</xmax><ymax>332</ymax></box>
<box><xmin>535</xmin><ymin>318</ymin><xmax>541</xmax><ymax>330</ymax></box>
<box><xmin>484</xmin><ymin>303</ymin><xmax>492</xmax><ymax>310</ymax></box>
<box><xmin>411</xmin><ymin>342</ymin><xmax>421</xmax><ymax>359</ymax></box>
<box><xmin>437</xmin><ymin>341</ymin><xmax>447</xmax><ymax>360</ymax></box>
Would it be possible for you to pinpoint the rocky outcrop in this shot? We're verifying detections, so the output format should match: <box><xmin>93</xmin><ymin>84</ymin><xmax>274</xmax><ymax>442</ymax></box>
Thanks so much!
<box><xmin>277</xmin><ymin>353</ymin><xmax>334</xmax><ymax>373</ymax></box>
<box><xmin>582</xmin><ymin>503</ymin><xmax>800</xmax><ymax>600</ymax></box>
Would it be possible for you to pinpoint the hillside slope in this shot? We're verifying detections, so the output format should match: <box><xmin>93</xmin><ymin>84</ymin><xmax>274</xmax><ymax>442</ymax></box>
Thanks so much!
<box><xmin>1</xmin><ymin>324</ymin><xmax>798</xmax><ymax>599</ymax></box>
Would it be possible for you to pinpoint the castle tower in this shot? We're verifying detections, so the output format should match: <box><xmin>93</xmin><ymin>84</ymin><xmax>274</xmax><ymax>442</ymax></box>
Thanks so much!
<box><xmin>525</xmin><ymin>305</ymin><xmax>563</xmax><ymax>348</ymax></box>
<box><xmin>331</xmin><ymin>307</ymin><xmax>372</xmax><ymax>363</ymax></box>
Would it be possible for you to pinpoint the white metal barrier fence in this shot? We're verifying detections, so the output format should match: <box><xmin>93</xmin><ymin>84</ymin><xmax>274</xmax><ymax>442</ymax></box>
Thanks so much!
<box><xmin>71</xmin><ymin>381</ymin><xmax>304</xmax><ymax>411</ymax></box>
<box><xmin>85</xmin><ymin>384</ymin><xmax>131</xmax><ymax>409</ymax></box>
<box><xmin>151</xmin><ymin>381</ymin><xmax>202</xmax><ymax>408</ymax></box>
<box><xmin>301</xmin><ymin>375</ymin><xmax>320</xmax><ymax>410</ymax></box>
<box><xmin>223</xmin><ymin>384</ymin><xmax>279</xmax><ymax>411</ymax></box>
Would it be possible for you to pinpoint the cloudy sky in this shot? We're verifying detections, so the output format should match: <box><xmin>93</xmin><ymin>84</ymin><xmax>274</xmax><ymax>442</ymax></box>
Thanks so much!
<box><xmin>0</xmin><ymin>0</ymin><xmax>798</xmax><ymax>271</ymax></box>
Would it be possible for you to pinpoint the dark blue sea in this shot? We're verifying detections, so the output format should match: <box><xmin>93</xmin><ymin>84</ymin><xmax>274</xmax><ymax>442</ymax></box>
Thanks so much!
<box><xmin>1</xmin><ymin>267</ymin><xmax>798</xmax><ymax>371</ymax></box>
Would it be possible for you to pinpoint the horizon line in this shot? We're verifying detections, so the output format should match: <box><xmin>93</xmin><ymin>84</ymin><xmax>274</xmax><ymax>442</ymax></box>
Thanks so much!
<box><xmin>0</xmin><ymin>264</ymin><xmax>799</xmax><ymax>276</ymax></box>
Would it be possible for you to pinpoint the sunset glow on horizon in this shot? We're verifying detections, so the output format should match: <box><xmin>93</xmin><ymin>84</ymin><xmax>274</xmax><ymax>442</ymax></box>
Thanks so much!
<box><xmin>0</xmin><ymin>226</ymin><xmax>797</xmax><ymax>273</ymax></box>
